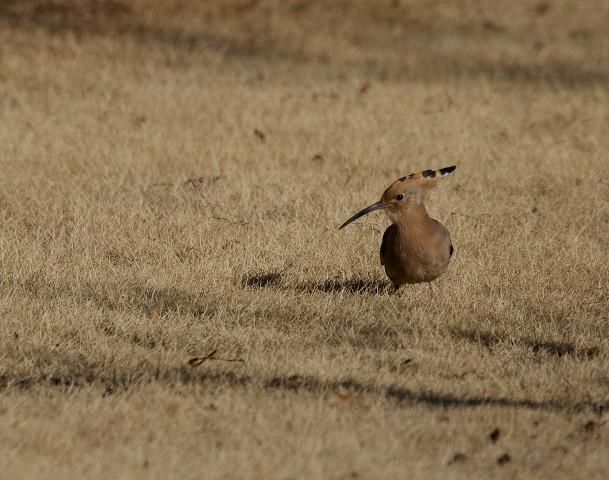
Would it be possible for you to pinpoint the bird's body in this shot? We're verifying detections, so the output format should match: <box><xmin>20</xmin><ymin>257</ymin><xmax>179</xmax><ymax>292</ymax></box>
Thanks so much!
<box><xmin>380</xmin><ymin>208</ymin><xmax>453</xmax><ymax>287</ymax></box>
<box><xmin>340</xmin><ymin>166</ymin><xmax>456</xmax><ymax>290</ymax></box>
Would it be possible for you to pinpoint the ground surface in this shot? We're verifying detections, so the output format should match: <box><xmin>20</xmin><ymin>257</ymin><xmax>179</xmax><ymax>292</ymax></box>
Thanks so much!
<box><xmin>1</xmin><ymin>1</ymin><xmax>608</xmax><ymax>478</ymax></box>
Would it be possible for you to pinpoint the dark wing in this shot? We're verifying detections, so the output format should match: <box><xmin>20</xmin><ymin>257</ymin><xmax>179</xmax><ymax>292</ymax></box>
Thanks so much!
<box><xmin>380</xmin><ymin>225</ymin><xmax>395</xmax><ymax>265</ymax></box>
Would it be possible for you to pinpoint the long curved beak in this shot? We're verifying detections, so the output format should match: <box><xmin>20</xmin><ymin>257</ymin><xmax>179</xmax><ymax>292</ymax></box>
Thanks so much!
<box><xmin>339</xmin><ymin>200</ymin><xmax>387</xmax><ymax>229</ymax></box>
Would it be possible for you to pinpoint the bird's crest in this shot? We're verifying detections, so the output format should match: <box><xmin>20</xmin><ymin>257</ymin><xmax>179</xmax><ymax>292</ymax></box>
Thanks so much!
<box><xmin>380</xmin><ymin>165</ymin><xmax>456</xmax><ymax>205</ymax></box>
<box><xmin>394</xmin><ymin>165</ymin><xmax>456</xmax><ymax>190</ymax></box>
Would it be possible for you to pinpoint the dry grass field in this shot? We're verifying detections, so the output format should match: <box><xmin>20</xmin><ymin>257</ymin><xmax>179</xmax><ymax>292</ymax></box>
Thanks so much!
<box><xmin>1</xmin><ymin>0</ymin><xmax>609</xmax><ymax>478</ymax></box>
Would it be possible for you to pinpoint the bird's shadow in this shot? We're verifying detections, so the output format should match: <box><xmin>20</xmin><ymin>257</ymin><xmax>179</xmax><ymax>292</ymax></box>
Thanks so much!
<box><xmin>240</xmin><ymin>271</ymin><xmax>393</xmax><ymax>295</ymax></box>
<box><xmin>297</xmin><ymin>278</ymin><xmax>393</xmax><ymax>295</ymax></box>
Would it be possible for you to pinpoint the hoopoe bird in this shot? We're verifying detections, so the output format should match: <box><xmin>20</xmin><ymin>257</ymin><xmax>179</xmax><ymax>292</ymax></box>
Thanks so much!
<box><xmin>339</xmin><ymin>166</ymin><xmax>456</xmax><ymax>290</ymax></box>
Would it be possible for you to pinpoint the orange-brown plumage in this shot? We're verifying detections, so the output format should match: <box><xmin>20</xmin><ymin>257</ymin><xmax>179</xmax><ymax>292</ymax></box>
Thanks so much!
<box><xmin>340</xmin><ymin>166</ymin><xmax>456</xmax><ymax>290</ymax></box>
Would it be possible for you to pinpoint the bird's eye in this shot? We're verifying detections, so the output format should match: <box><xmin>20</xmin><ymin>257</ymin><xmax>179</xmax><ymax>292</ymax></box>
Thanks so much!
<box><xmin>396</xmin><ymin>194</ymin><xmax>404</xmax><ymax>201</ymax></box>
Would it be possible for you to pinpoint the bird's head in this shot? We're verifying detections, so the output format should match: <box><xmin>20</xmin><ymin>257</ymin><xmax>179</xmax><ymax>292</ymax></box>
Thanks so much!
<box><xmin>339</xmin><ymin>166</ymin><xmax>456</xmax><ymax>229</ymax></box>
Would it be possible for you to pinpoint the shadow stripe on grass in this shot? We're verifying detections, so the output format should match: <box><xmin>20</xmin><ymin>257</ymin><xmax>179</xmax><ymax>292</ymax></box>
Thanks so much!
<box><xmin>1</xmin><ymin>368</ymin><xmax>607</xmax><ymax>415</ymax></box>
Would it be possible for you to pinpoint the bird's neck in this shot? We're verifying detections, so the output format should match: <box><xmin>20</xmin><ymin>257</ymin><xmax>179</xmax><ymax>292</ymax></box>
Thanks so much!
<box><xmin>394</xmin><ymin>204</ymin><xmax>429</xmax><ymax>228</ymax></box>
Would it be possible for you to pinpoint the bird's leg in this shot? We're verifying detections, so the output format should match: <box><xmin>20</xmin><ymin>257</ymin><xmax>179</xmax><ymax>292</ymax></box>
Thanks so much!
<box><xmin>428</xmin><ymin>282</ymin><xmax>434</xmax><ymax>296</ymax></box>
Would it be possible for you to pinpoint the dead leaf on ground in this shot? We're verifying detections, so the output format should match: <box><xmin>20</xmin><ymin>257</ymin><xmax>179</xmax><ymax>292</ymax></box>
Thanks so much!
<box><xmin>535</xmin><ymin>1</ymin><xmax>550</xmax><ymax>15</ymax></box>
<box><xmin>184</xmin><ymin>175</ymin><xmax>221</xmax><ymax>187</ymax></box>
<box><xmin>390</xmin><ymin>358</ymin><xmax>414</xmax><ymax>373</ymax></box>
<box><xmin>143</xmin><ymin>300</ymin><xmax>158</xmax><ymax>318</ymax></box>
<box><xmin>335</xmin><ymin>392</ymin><xmax>357</xmax><ymax>405</ymax></box>
<box><xmin>146</xmin><ymin>182</ymin><xmax>174</xmax><ymax>188</ymax></box>
<box><xmin>448</xmin><ymin>453</ymin><xmax>466</xmax><ymax>465</ymax></box>
<box><xmin>481</xmin><ymin>20</ymin><xmax>505</xmax><ymax>32</ymax></box>
<box><xmin>188</xmin><ymin>350</ymin><xmax>217</xmax><ymax>367</ymax></box>
<box><xmin>254</xmin><ymin>129</ymin><xmax>266</xmax><ymax>142</ymax></box>
<box><xmin>333</xmin><ymin>386</ymin><xmax>357</xmax><ymax>405</ymax></box>
<box><xmin>188</xmin><ymin>349</ymin><xmax>245</xmax><ymax>367</ymax></box>
<box><xmin>147</xmin><ymin>175</ymin><xmax>221</xmax><ymax>189</ymax></box>
<box><xmin>584</xmin><ymin>420</ymin><xmax>608</xmax><ymax>433</ymax></box>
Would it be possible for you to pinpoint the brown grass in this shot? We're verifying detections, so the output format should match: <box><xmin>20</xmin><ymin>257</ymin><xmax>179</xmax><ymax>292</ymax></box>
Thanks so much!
<box><xmin>1</xmin><ymin>0</ymin><xmax>608</xmax><ymax>478</ymax></box>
